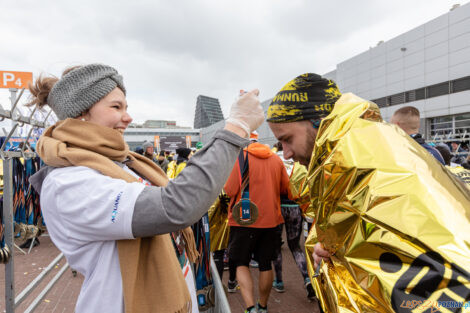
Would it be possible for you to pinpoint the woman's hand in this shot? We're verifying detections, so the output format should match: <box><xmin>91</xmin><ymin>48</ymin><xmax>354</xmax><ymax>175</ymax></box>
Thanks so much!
<box><xmin>225</xmin><ymin>89</ymin><xmax>264</xmax><ymax>138</ymax></box>
<box><xmin>313</xmin><ymin>242</ymin><xmax>331</xmax><ymax>269</ymax></box>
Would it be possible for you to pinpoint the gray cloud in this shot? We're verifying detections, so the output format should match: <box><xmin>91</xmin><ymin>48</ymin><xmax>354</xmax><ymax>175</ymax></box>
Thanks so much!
<box><xmin>0</xmin><ymin>0</ymin><xmax>461</xmax><ymax>126</ymax></box>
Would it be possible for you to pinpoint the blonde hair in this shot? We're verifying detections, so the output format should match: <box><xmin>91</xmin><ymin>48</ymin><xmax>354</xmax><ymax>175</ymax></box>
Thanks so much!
<box><xmin>391</xmin><ymin>106</ymin><xmax>420</xmax><ymax>134</ymax></box>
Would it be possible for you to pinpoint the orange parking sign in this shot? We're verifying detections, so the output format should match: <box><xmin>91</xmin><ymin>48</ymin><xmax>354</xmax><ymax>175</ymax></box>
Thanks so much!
<box><xmin>0</xmin><ymin>71</ymin><xmax>33</xmax><ymax>89</ymax></box>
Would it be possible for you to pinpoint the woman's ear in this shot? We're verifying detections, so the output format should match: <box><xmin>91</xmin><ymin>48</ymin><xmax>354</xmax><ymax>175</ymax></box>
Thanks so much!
<box><xmin>77</xmin><ymin>111</ymin><xmax>90</xmax><ymax>121</ymax></box>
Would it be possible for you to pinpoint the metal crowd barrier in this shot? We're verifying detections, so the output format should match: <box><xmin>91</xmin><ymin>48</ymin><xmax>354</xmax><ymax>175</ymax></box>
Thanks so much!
<box><xmin>1</xmin><ymin>88</ymin><xmax>66</xmax><ymax>313</ymax></box>
<box><xmin>206</xmin><ymin>256</ymin><xmax>231</xmax><ymax>313</ymax></box>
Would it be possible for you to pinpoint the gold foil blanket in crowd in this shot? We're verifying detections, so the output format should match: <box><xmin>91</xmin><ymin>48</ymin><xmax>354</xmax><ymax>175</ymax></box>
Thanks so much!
<box><xmin>288</xmin><ymin>162</ymin><xmax>309</xmax><ymax>207</ymax></box>
<box><xmin>208</xmin><ymin>192</ymin><xmax>230</xmax><ymax>252</ymax></box>
<box><xmin>447</xmin><ymin>166</ymin><xmax>470</xmax><ymax>190</ymax></box>
<box><xmin>304</xmin><ymin>93</ymin><xmax>470</xmax><ymax>313</ymax></box>
<box><xmin>288</xmin><ymin>162</ymin><xmax>316</xmax><ymax>222</ymax></box>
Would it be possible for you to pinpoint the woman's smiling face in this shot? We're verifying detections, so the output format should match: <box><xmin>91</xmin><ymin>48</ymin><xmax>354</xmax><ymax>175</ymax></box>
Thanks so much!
<box><xmin>80</xmin><ymin>87</ymin><xmax>132</xmax><ymax>133</ymax></box>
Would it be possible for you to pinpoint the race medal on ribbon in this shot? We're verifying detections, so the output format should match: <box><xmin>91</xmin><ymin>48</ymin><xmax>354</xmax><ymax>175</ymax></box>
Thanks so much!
<box><xmin>232</xmin><ymin>191</ymin><xmax>258</xmax><ymax>226</ymax></box>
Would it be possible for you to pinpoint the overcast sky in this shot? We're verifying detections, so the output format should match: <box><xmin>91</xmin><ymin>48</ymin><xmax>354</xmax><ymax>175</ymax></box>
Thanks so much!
<box><xmin>0</xmin><ymin>0</ymin><xmax>465</xmax><ymax>127</ymax></box>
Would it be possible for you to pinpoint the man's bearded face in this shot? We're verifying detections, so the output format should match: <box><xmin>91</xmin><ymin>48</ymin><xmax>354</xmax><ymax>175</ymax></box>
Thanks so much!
<box><xmin>269</xmin><ymin>120</ymin><xmax>317</xmax><ymax>167</ymax></box>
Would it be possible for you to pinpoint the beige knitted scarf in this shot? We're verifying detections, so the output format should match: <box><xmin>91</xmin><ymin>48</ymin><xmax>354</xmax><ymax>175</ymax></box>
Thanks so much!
<box><xmin>37</xmin><ymin>118</ymin><xmax>196</xmax><ymax>313</ymax></box>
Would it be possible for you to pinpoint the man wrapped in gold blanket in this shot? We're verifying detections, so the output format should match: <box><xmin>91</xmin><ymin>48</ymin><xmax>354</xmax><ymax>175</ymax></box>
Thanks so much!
<box><xmin>268</xmin><ymin>73</ymin><xmax>470</xmax><ymax>313</ymax></box>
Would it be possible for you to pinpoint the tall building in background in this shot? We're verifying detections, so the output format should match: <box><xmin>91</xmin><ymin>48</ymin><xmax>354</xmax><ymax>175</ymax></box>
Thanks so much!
<box><xmin>193</xmin><ymin>95</ymin><xmax>224</xmax><ymax>128</ymax></box>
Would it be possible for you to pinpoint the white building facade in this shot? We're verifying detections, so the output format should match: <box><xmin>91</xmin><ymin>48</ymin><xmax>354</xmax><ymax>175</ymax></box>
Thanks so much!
<box><xmin>324</xmin><ymin>3</ymin><xmax>470</xmax><ymax>144</ymax></box>
<box><xmin>124</xmin><ymin>128</ymin><xmax>200</xmax><ymax>151</ymax></box>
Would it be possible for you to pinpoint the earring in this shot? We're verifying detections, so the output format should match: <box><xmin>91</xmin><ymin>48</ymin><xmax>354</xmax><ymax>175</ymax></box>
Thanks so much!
<box><xmin>81</xmin><ymin>118</ymin><xmax>86</xmax><ymax>121</ymax></box>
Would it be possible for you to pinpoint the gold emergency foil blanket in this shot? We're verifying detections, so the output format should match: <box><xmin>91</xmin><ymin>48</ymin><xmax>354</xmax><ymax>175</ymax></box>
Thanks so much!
<box><xmin>208</xmin><ymin>194</ymin><xmax>230</xmax><ymax>252</ymax></box>
<box><xmin>289</xmin><ymin>162</ymin><xmax>316</xmax><ymax>222</ymax></box>
<box><xmin>447</xmin><ymin>166</ymin><xmax>470</xmax><ymax>190</ymax></box>
<box><xmin>289</xmin><ymin>162</ymin><xmax>310</xmax><ymax>207</ymax></box>
<box><xmin>304</xmin><ymin>93</ymin><xmax>470</xmax><ymax>313</ymax></box>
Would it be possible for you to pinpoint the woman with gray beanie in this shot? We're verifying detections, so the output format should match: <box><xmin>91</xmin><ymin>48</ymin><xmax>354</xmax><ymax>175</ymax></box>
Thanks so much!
<box><xmin>28</xmin><ymin>63</ymin><xmax>264</xmax><ymax>313</ymax></box>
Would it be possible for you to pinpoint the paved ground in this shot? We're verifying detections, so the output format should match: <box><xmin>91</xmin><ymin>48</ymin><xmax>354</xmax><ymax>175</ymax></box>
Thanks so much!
<box><xmin>1</xmin><ymin>233</ymin><xmax>322</xmax><ymax>313</ymax></box>
<box><xmin>0</xmin><ymin>235</ymin><xmax>83</xmax><ymax>313</ymax></box>
<box><xmin>221</xmin><ymin>242</ymin><xmax>322</xmax><ymax>313</ymax></box>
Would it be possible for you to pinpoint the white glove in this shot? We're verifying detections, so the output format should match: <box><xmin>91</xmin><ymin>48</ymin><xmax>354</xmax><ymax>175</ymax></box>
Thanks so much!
<box><xmin>226</xmin><ymin>89</ymin><xmax>264</xmax><ymax>138</ymax></box>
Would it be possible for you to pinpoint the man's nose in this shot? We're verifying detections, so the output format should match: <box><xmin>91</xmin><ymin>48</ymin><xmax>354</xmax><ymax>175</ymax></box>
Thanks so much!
<box><xmin>283</xmin><ymin>147</ymin><xmax>293</xmax><ymax>160</ymax></box>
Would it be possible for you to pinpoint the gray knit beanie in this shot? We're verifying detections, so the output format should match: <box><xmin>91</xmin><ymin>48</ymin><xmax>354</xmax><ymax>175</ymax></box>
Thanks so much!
<box><xmin>47</xmin><ymin>64</ymin><xmax>126</xmax><ymax>120</ymax></box>
<box><xmin>142</xmin><ymin>141</ymin><xmax>154</xmax><ymax>150</ymax></box>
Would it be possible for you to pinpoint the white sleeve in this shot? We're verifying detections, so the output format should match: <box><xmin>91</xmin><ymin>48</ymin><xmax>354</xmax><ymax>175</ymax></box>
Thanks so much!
<box><xmin>41</xmin><ymin>166</ymin><xmax>145</xmax><ymax>242</ymax></box>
